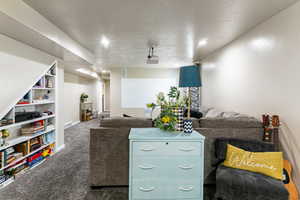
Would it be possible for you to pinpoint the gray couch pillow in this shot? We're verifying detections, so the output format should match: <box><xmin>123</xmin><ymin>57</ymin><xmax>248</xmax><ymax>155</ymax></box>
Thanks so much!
<box><xmin>199</xmin><ymin>106</ymin><xmax>213</xmax><ymax>116</ymax></box>
<box><xmin>222</xmin><ymin>111</ymin><xmax>239</xmax><ymax>118</ymax></box>
<box><xmin>205</xmin><ymin>108</ymin><xmax>224</xmax><ymax>118</ymax></box>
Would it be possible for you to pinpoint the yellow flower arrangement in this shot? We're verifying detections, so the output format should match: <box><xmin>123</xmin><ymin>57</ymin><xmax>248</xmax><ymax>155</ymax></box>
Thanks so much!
<box><xmin>150</xmin><ymin>86</ymin><xmax>187</xmax><ymax>132</ymax></box>
<box><xmin>161</xmin><ymin>116</ymin><xmax>171</xmax><ymax>123</ymax></box>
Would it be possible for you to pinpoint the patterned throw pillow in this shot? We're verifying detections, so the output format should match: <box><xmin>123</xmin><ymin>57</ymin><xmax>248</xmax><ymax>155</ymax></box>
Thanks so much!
<box><xmin>223</xmin><ymin>144</ymin><xmax>283</xmax><ymax>180</ymax></box>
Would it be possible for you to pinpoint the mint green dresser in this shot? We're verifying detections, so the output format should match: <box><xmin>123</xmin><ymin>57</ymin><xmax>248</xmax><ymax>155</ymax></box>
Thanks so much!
<box><xmin>129</xmin><ymin>128</ymin><xmax>205</xmax><ymax>200</ymax></box>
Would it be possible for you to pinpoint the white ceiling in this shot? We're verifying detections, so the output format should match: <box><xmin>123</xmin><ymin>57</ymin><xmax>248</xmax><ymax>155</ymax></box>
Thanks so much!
<box><xmin>24</xmin><ymin>0</ymin><xmax>298</xmax><ymax>69</ymax></box>
<box><xmin>0</xmin><ymin>11</ymin><xmax>93</xmax><ymax>69</ymax></box>
<box><xmin>0</xmin><ymin>10</ymin><xmax>99</xmax><ymax>80</ymax></box>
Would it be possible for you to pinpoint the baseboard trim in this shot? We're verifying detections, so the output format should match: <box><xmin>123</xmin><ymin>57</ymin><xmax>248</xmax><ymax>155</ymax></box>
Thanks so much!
<box><xmin>64</xmin><ymin>121</ymin><xmax>80</xmax><ymax>129</ymax></box>
<box><xmin>64</xmin><ymin>121</ymin><xmax>72</xmax><ymax>129</ymax></box>
<box><xmin>72</xmin><ymin>121</ymin><xmax>80</xmax><ymax>126</ymax></box>
<box><xmin>55</xmin><ymin>144</ymin><xmax>65</xmax><ymax>153</ymax></box>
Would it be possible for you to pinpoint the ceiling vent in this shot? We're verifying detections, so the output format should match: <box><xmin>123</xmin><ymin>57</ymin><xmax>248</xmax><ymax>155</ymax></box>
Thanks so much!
<box><xmin>147</xmin><ymin>46</ymin><xmax>159</xmax><ymax>64</ymax></box>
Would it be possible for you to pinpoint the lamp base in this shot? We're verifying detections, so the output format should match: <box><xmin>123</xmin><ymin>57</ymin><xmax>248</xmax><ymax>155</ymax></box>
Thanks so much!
<box><xmin>183</xmin><ymin>119</ymin><xmax>193</xmax><ymax>134</ymax></box>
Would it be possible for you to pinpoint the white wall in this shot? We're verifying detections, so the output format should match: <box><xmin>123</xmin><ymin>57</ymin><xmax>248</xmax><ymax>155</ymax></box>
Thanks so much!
<box><xmin>202</xmin><ymin>1</ymin><xmax>300</xmax><ymax>188</ymax></box>
<box><xmin>64</xmin><ymin>72</ymin><xmax>103</xmax><ymax>126</ymax></box>
<box><xmin>55</xmin><ymin>62</ymin><xmax>65</xmax><ymax>148</ymax></box>
<box><xmin>104</xmin><ymin>80</ymin><xmax>110</xmax><ymax>111</ymax></box>
<box><xmin>110</xmin><ymin>68</ymin><xmax>179</xmax><ymax>117</ymax></box>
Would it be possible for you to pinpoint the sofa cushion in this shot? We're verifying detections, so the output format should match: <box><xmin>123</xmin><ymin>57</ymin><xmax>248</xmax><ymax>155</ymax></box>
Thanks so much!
<box><xmin>199</xmin><ymin>117</ymin><xmax>262</xmax><ymax>128</ymax></box>
<box><xmin>216</xmin><ymin>165</ymin><xmax>289</xmax><ymax>200</ymax></box>
<box><xmin>100</xmin><ymin>117</ymin><xmax>153</xmax><ymax>128</ymax></box>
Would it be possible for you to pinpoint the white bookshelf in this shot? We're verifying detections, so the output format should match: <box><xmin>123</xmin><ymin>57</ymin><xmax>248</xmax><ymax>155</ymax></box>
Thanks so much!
<box><xmin>0</xmin><ymin>62</ymin><xmax>57</xmax><ymax>188</ymax></box>
<box><xmin>0</xmin><ymin>115</ymin><xmax>55</xmax><ymax>131</ymax></box>
<box><xmin>0</xmin><ymin>126</ymin><xmax>55</xmax><ymax>152</ymax></box>
<box><xmin>15</xmin><ymin>101</ymin><xmax>55</xmax><ymax>107</ymax></box>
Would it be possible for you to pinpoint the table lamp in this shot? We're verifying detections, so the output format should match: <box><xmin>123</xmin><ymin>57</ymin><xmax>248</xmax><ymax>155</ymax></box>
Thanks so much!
<box><xmin>179</xmin><ymin>65</ymin><xmax>202</xmax><ymax>133</ymax></box>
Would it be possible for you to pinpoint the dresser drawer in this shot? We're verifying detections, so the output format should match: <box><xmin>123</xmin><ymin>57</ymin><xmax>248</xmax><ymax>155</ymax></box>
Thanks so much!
<box><xmin>133</xmin><ymin>199</ymin><xmax>201</xmax><ymax>200</ymax></box>
<box><xmin>132</xmin><ymin>180</ymin><xmax>202</xmax><ymax>199</ymax></box>
<box><xmin>132</xmin><ymin>141</ymin><xmax>203</xmax><ymax>156</ymax></box>
<box><xmin>133</xmin><ymin>199</ymin><xmax>200</xmax><ymax>200</ymax></box>
<box><xmin>132</xmin><ymin>156</ymin><xmax>202</xmax><ymax>180</ymax></box>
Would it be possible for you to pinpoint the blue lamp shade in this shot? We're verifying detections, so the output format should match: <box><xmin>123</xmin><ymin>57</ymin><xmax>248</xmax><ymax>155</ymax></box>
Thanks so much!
<box><xmin>179</xmin><ymin>65</ymin><xmax>202</xmax><ymax>88</ymax></box>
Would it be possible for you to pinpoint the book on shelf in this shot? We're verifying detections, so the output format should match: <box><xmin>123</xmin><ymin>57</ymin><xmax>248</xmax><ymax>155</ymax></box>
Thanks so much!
<box><xmin>14</xmin><ymin>142</ymin><xmax>29</xmax><ymax>157</ymax></box>
<box><xmin>7</xmin><ymin>159</ymin><xmax>27</xmax><ymax>175</ymax></box>
<box><xmin>0</xmin><ymin>152</ymin><xmax>4</xmax><ymax>169</ymax></box>
<box><xmin>21</xmin><ymin>121</ymin><xmax>45</xmax><ymax>135</ymax></box>
<box><xmin>0</xmin><ymin>174</ymin><xmax>6</xmax><ymax>185</ymax></box>
<box><xmin>0</xmin><ymin>176</ymin><xmax>14</xmax><ymax>187</ymax></box>
<box><xmin>5</xmin><ymin>147</ymin><xmax>14</xmax><ymax>155</ymax></box>
<box><xmin>29</xmin><ymin>136</ymin><xmax>43</xmax><ymax>152</ymax></box>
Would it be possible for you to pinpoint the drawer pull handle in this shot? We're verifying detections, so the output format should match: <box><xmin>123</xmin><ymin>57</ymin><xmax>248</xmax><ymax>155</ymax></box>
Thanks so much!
<box><xmin>178</xmin><ymin>165</ymin><xmax>194</xmax><ymax>170</ymax></box>
<box><xmin>140</xmin><ymin>146</ymin><xmax>155</xmax><ymax>151</ymax></box>
<box><xmin>138</xmin><ymin>165</ymin><xmax>155</xmax><ymax>170</ymax></box>
<box><xmin>179</xmin><ymin>147</ymin><xmax>195</xmax><ymax>152</ymax></box>
<box><xmin>178</xmin><ymin>186</ymin><xmax>194</xmax><ymax>192</ymax></box>
<box><xmin>139</xmin><ymin>187</ymin><xmax>155</xmax><ymax>192</ymax></box>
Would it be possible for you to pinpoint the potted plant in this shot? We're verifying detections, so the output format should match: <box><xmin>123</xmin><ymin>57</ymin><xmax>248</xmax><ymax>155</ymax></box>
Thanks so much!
<box><xmin>146</xmin><ymin>103</ymin><xmax>157</xmax><ymax>119</ymax></box>
<box><xmin>149</xmin><ymin>87</ymin><xmax>188</xmax><ymax>132</ymax></box>
<box><xmin>154</xmin><ymin>107</ymin><xmax>177</xmax><ymax>132</ymax></box>
<box><xmin>80</xmin><ymin>93</ymin><xmax>89</xmax><ymax>103</ymax></box>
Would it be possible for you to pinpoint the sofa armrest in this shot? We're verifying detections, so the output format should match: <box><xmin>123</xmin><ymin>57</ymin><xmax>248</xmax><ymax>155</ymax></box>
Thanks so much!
<box><xmin>89</xmin><ymin>127</ymin><xmax>130</xmax><ymax>186</ymax></box>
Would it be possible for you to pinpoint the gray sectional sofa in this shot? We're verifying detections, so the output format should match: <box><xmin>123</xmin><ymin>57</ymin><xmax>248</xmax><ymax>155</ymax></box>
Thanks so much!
<box><xmin>89</xmin><ymin>113</ymin><xmax>264</xmax><ymax>187</ymax></box>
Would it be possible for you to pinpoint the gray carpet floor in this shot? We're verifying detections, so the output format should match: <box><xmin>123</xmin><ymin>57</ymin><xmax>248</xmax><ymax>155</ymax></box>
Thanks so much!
<box><xmin>0</xmin><ymin>119</ymin><xmax>128</xmax><ymax>200</ymax></box>
<box><xmin>0</xmin><ymin>119</ymin><xmax>215</xmax><ymax>200</ymax></box>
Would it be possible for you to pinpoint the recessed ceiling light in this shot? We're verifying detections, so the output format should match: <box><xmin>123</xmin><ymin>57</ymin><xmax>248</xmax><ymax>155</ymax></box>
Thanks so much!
<box><xmin>198</xmin><ymin>39</ymin><xmax>208</xmax><ymax>47</ymax></box>
<box><xmin>101</xmin><ymin>36</ymin><xmax>110</xmax><ymax>48</ymax></box>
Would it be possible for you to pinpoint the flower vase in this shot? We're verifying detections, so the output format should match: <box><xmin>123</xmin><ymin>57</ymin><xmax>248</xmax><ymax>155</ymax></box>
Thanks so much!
<box><xmin>183</xmin><ymin>119</ymin><xmax>193</xmax><ymax>134</ymax></box>
<box><xmin>161</xmin><ymin>106</ymin><xmax>184</xmax><ymax>131</ymax></box>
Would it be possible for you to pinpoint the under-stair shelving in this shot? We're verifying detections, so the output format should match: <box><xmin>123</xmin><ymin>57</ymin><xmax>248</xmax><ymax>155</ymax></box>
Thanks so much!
<box><xmin>0</xmin><ymin>62</ymin><xmax>57</xmax><ymax>189</ymax></box>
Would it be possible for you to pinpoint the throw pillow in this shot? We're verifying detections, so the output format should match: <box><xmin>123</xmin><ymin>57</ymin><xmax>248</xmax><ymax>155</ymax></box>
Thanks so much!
<box><xmin>205</xmin><ymin>108</ymin><xmax>224</xmax><ymax>118</ymax></box>
<box><xmin>199</xmin><ymin>106</ymin><xmax>213</xmax><ymax>116</ymax></box>
<box><xmin>222</xmin><ymin>111</ymin><xmax>239</xmax><ymax>118</ymax></box>
<box><xmin>223</xmin><ymin>144</ymin><xmax>283</xmax><ymax>180</ymax></box>
<box><xmin>184</xmin><ymin>109</ymin><xmax>203</xmax><ymax>119</ymax></box>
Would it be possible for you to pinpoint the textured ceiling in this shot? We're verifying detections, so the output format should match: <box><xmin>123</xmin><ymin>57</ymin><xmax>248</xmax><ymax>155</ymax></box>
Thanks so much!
<box><xmin>24</xmin><ymin>0</ymin><xmax>298</xmax><ymax>69</ymax></box>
